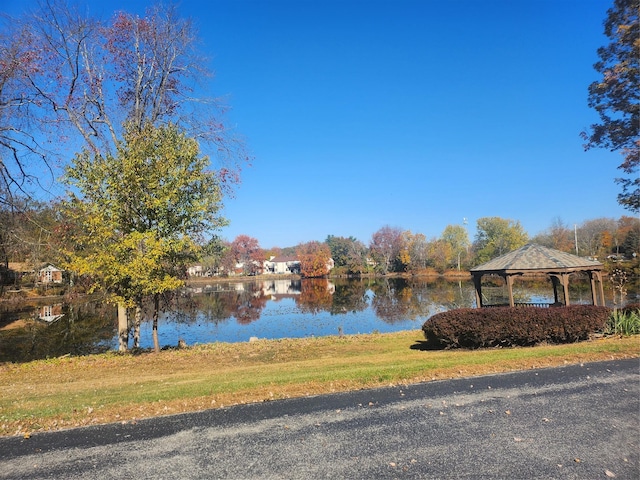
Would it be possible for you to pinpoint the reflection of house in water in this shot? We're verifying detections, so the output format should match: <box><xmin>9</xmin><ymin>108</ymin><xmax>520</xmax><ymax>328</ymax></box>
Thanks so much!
<box><xmin>262</xmin><ymin>279</ymin><xmax>302</xmax><ymax>300</ymax></box>
<box><xmin>262</xmin><ymin>279</ymin><xmax>336</xmax><ymax>300</ymax></box>
<box><xmin>38</xmin><ymin>304</ymin><xmax>65</xmax><ymax>323</ymax></box>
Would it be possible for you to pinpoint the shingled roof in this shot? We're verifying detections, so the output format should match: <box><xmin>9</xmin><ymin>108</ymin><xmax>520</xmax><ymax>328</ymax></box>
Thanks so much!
<box><xmin>470</xmin><ymin>244</ymin><xmax>603</xmax><ymax>274</ymax></box>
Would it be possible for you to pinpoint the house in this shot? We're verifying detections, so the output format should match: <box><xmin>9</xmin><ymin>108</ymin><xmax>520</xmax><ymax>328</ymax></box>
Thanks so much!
<box><xmin>263</xmin><ymin>256</ymin><xmax>301</xmax><ymax>275</ymax></box>
<box><xmin>187</xmin><ymin>265</ymin><xmax>204</xmax><ymax>277</ymax></box>
<box><xmin>38</xmin><ymin>264</ymin><xmax>63</xmax><ymax>284</ymax></box>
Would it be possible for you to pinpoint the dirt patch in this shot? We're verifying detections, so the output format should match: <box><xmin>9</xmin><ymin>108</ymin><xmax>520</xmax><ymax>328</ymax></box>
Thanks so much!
<box><xmin>0</xmin><ymin>319</ymin><xmax>31</xmax><ymax>331</ymax></box>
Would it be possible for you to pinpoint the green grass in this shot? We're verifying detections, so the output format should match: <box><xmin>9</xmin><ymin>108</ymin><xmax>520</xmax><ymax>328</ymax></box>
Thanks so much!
<box><xmin>1</xmin><ymin>330</ymin><xmax>638</xmax><ymax>437</ymax></box>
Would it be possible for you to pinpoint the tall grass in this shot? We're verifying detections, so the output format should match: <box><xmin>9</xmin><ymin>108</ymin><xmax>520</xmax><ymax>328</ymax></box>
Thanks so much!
<box><xmin>606</xmin><ymin>309</ymin><xmax>640</xmax><ymax>336</ymax></box>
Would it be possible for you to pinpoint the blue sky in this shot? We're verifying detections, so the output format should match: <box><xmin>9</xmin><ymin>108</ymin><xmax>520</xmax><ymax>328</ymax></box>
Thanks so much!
<box><xmin>4</xmin><ymin>0</ymin><xmax>630</xmax><ymax>248</ymax></box>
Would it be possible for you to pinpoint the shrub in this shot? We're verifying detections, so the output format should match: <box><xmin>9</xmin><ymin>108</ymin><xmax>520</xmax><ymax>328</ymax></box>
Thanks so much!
<box><xmin>422</xmin><ymin>305</ymin><xmax>612</xmax><ymax>349</ymax></box>
<box><xmin>620</xmin><ymin>303</ymin><xmax>640</xmax><ymax>315</ymax></box>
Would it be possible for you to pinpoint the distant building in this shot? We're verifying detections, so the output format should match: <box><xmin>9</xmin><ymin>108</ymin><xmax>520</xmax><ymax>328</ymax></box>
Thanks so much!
<box><xmin>38</xmin><ymin>264</ymin><xmax>63</xmax><ymax>284</ymax></box>
<box><xmin>263</xmin><ymin>256</ymin><xmax>301</xmax><ymax>274</ymax></box>
<box><xmin>187</xmin><ymin>265</ymin><xmax>204</xmax><ymax>277</ymax></box>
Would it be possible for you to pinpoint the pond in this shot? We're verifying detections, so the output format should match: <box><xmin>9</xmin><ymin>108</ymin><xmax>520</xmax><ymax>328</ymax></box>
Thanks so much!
<box><xmin>0</xmin><ymin>276</ymin><xmax>636</xmax><ymax>363</ymax></box>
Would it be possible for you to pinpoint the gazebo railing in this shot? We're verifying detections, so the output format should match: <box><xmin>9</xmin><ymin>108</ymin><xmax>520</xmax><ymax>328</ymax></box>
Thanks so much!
<box><xmin>483</xmin><ymin>302</ymin><xmax>558</xmax><ymax>308</ymax></box>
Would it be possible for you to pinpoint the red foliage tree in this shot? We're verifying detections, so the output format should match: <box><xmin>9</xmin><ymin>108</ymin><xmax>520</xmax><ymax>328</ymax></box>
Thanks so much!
<box><xmin>297</xmin><ymin>241</ymin><xmax>332</xmax><ymax>278</ymax></box>
<box><xmin>231</xmin><ymin>235</ymin><xmax>263</xmax><ymax>275</ymax></box>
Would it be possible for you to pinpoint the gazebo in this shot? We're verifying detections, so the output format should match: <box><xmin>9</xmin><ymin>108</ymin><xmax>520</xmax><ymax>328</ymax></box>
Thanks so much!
<box><xmin>470</xmin><ymin>244</ymin><xmax>605</xmax><ymax>308</ymax></box>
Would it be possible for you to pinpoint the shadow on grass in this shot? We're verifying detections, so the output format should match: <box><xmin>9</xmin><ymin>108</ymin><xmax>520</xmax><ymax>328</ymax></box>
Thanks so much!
<box><xmin>410</xmin><ymin>340</ymin><xmax>446</xmax><ymax>351</ymax></box>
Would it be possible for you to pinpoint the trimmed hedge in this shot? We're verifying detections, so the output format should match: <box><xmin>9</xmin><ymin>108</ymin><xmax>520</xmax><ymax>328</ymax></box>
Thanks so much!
<box><xmin>620</xmin><ymin>303</ymin><xmax>640</xmax><ymax>315</ymax></box>
<box><xmin>422</xmin><ymin>305</ymin><xmax>612</xmax><ymax>349</ymax></box>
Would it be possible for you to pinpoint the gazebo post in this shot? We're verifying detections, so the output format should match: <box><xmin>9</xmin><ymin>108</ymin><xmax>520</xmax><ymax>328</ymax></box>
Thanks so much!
<box><xmin>561</xmin><ymin>273</ymin><xmax>570</xmax><ymax>306</ymax></box>
<box><xmin>550</xmin><ymin>275</ymin><xmax>561</xmax><ymax>305</ymax></box>
<box><xmin>588</xmin><ymin>271</ymin><xmax>605</xmax><ymax>306</ymax></box>
<box><xmin>506</xmin><ymin>275</ymin><xmax>515</xmax><ymax>307</ymax></box>
<box><xmin>472</xmin><ymin>273</ymin><xmax>483</xmax><ymax>308</ymax></box>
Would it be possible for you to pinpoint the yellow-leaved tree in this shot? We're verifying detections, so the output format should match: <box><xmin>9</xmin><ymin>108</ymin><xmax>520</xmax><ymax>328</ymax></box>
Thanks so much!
<box><xmin>62</xmin><ymin>123</ymin><xmax>226</xmax><ymax>352</ymax></box>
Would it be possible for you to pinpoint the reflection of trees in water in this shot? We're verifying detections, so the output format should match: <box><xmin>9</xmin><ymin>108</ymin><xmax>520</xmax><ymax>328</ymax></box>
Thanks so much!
<box><xmin>179</xmin><ymin>282</ymin><xmax>269</xmax><ymax>326</ymax></box>
<box><xmin>370</xmin><ymin>278</ymin><xmax>413</xmax><ymax>323</ymax></box>
<box><xmin>298</xmin><ymin>279</ymin><xmax>334</xmax><ymax>314</ymax></box>
<box><xmin>0</xmin><ymin>300</ymin><xmax>115</xmax><ymax>363</ymax></box>
<box><xmin>329</xmin><ymin>279</ymin><xmax>369</xmax><ymax>315</ymax></box>
<box><xmin>370</xmin><ymin>278</ymin><xmax>477</xmax><ymax>323</ymax></box>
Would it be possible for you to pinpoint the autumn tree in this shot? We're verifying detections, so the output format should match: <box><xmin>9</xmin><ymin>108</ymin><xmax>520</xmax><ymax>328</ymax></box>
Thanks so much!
<box><xmin>582</xmin><ymin>0</ymin><xmax>639</xmax><ymax>212</ymax></box>
<box><xmin>472</xmin><ymin>217</ymin><xmax>528</xmax><ymax>264</ymax></box>
<box><xmin>440</xmin><ymin>224</ymin><xmax>470</xmax><ymax>270</ymax></box>
<box><xmin>1</xmin><ymin>1</ymin><xmax>248</xmax><ymax>205</ymax></box>
<box><xmin>617</xmin><ymin>216</ymin><xmax>640</xmax><ymax>257</ymax></box>
<box><xmin>297</xmin><ymin>241</ymin><xmax>332</xmax><ymax>278</ymax></box>
<box><xmin>230</xmin><ymin>235</ymin><xmax>263</xmax><ymax>275</ymax></box>
<box><xmin>325</xmin><ymin>235</ymin><xmax>367</xmax><ymax>275</ymax></box>
<box><xmin>531</xmin><ymin>217</ymin><xmax>575</xmax><ymax>253</ymax></box>
<box><xmin>426</xmin><ymin>238</ymin><xmax>452</xmax><ymax>273</ymax></box>
<box><xmin>369</xmin><ymin>226</ymin><xmax>404</xmax><ymax>274</ymax></box>
<box><xmin>401</xmin><ymin>231</ymin><xmax>429</xmax><ymax>272</ymax></box>
<box><xmin>63</xmin><ymin>123</ymin><xmax>225</xmax><ymax>352</ymax></box>
<box><xmin>0</xmin><ymin>18</ymin><xmax>53</xmax><ymax>207</ymax></box>
<box><xmin>576</xmin><ymin>217</ymin><xmax>618</xmax><ymax>258</ymax></box>
<box><xmin>198</xmin><ymin>236</ymin><xmax>229</xmax><ymax>276</ymax></box>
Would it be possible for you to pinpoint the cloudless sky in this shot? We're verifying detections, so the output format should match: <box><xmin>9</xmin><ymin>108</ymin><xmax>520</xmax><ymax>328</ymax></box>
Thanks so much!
<box><xmin>3</xmin><ymin>0</ymin><xmax>631</xmax><ymax>248</ymax></box>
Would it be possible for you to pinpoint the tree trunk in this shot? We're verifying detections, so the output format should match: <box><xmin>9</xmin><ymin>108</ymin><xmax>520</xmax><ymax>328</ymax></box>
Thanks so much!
<box><xmin>133</xmin><ymin>303</ymin><xmax>142</xmax><ymax>349</ymax></box>
<box><xmin>152</xmin><ymin>293</ymin><xmax>160</xmax><ymax>353</ymax></box>
<box><xmin>117</xmin><ymin>303</ymin><xmax>129</xmax><ymax>352</ymax></box>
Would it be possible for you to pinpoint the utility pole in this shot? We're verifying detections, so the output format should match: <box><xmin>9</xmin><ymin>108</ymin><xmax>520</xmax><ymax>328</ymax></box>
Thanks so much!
<box><xmin>574</xmin><ymin>224</ymin><xmax>579</xmax><ymax>256</ymax></box>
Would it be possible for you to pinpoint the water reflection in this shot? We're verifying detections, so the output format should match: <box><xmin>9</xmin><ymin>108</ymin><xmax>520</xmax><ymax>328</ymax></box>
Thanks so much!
<box><xmin>0</xmin><ymin>300</ymin><xmax>116</xmax><ymax>363</ymax></box>
<box><xmin>0</xmin><ymin>277</ymin><xmax>636</xmax><ymax>363</ymax></box>
<box><xmin>38</xmin><ymin>304</ymin><xmax>65</xmax><ymax>323</ymax></box>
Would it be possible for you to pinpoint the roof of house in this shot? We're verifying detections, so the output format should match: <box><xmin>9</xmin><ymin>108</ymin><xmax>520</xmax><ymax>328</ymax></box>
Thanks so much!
<box><xmin>39</xmin><ymin>264</ymin><xmax>62</xmax><ymax>271</ymax></box>
<box><xmin>269</xmin><ymin>256</ymin><xmax>300</xmax><ymax>263</ymax></box>
<box><xmin>470</xmin><ymin>243</ymin><xmax>603</xmax><ymax>273</ymax></box>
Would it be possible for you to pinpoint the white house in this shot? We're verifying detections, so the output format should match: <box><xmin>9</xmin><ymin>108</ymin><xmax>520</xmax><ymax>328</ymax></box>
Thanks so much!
<box><xmin>187</xmin><ymin>265</ymin><xmax>204</xmax><ymax>277</ymax></box>
<box><xmin>263</xmin><ymin>256</ymin><xmax>301</xmax><ymax>274</ymax></box>
<box><xmin>38</xmin><ymin>264</ymin><xmax>63</xmax><ymax>284</ymax></box>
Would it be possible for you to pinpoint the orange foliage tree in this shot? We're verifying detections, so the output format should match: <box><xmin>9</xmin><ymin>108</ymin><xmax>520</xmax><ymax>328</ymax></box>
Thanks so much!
<box><xmin>297</xmin><ymin>241</ymin><xmax>332</xmax><ymax>278</ymax></box>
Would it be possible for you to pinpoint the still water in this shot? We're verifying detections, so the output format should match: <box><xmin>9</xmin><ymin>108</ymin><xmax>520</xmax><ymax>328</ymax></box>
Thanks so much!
<box><xmin>0</xmin><ymin>276</ymin><xmax>635</xmax><ymax>363</ymax></box>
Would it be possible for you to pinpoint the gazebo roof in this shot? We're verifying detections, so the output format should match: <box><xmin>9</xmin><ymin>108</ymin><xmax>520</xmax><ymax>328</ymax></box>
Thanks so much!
<box><xmin>470</xmin><ymin>243</ymin><xmax>603</xmax><ymax>274</ymax></box>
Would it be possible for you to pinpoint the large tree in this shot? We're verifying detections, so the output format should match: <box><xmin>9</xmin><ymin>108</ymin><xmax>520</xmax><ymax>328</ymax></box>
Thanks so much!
<box><xmin>325</xmin><ymin>235</ymin><xmax>367</xmax><ymax>274</ymax></box>
<box><xmin>531</xmin><ymin>217</ymin><xmax>575</xmax><ymax>253</ymax></box>
<box><xmin>297</xmin><ymin>241</ymin><xmax>332</xmax><ymax>278</ymax></box>
<box><xmin>230</xmin><ymin>235</ymin><xmax>263</xmax><ymax>275</ymax></box>
<box><xmin>472</xmin><ymin>217</ymin><xmax>528</xmax><ymax>264</ymax></box>
<box><xmin>0</xmin><ymin>1</ymin><xmax>248</xmax><ymax>206</ymax></box>
<box><xmin>63</xmin><ymin>123</ymin><xmax>225</xmax><ymax>352</ymax></box>
<box><xmin>400</xmin><ymin>231</ymin><xmax>430</xmax><ymax>272</ymax></box>
<box><xmin>576</xmin><ymin>217</ymin><xmax>618</xmax><ymax>258</ymax></box>
<box><xmin>440</xmin><ymin>224</ymin><xmax>470</xmax><ymax>270</ymax></box>
<box><xmin>582</xmin><ymin>0</ymin><xmax>639</xmax><ymax>212</ymax></box>
<box><xmin>369</xmin><ymin>226</ymin><xmax>404</xmax><ymax>274</ymax></box>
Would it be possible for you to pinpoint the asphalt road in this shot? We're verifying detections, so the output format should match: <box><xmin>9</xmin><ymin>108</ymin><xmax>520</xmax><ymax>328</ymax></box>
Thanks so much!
<box><xmin>1</xmin><ymin>358</ymin><xmax>638</xmax><ymax>479</ymax></box>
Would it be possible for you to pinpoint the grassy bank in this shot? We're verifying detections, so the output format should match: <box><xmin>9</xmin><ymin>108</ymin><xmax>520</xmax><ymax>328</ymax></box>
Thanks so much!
<box><xmin>1</xmin><ymin>330</ymin><xmax>638</xmax><ymax>437</ymax></box>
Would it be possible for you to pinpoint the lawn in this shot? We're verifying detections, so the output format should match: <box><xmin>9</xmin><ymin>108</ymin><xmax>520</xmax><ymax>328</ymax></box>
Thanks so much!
<box><xmin>0</xmin><ymin>330</ymin><xmax>638</xmax><ymax>437</ymax></box>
